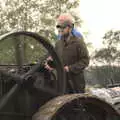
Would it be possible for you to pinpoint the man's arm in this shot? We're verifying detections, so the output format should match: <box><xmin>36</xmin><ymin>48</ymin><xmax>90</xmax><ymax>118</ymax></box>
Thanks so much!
<box><xmin>69</xmin><ymin>38</ymin><xmax>89</xmax><ymax>74</ymax></box>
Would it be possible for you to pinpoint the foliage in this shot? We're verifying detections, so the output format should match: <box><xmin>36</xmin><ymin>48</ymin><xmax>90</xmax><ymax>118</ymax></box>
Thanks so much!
<box><xmin>93</xmin><ymin>30</ymin><xmax>120</xmax><ymax>65</ymax></box>
<box><xmin>88</xmin><ymin>66</ymin><xmax>120</xmax><ymax>87</ymax></box>
<box><xmin>0</xmin><ymin>0</ymin><xmax>81</xmax><ymax>35</ymax></box>
<box><xmin>0</xmin><ymin>38</ymin><xmax>16</xmax><ymax>64</ymax></box>
<box><xmin>0</xmin><ymin>0</ymin><xmax>80</xmax><ymax>64</ymax></box>
<box><xmin>91</xmin><ymin>30</ymin><xmax>120</xmax><ymax>86</ymax></box>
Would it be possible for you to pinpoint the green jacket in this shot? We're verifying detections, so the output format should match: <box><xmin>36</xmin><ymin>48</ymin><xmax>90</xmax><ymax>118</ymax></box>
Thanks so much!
<box><xmin>55</xmin><ymin>34</ymin><xmax>89</xmax><ymax>74</ymax></box>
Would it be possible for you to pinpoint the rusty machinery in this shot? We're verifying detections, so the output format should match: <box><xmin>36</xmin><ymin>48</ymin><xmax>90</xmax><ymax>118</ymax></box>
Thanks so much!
<box><xmin>0</xmin><ymin>31</ymin><xmax>119</xmax><ymax>120</ymax></box>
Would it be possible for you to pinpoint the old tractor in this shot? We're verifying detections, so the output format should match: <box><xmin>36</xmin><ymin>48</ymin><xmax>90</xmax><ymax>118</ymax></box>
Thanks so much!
<box><xmin>0</xmin><ymin>31</ymin><xmax>119</xmax><ymax>120</ymax></box>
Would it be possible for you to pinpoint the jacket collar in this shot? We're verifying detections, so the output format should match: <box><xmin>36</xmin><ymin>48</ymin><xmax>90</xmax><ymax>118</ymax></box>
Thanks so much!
<box><xmin>61</xmin><ymin>32</ymin><xmax>77</xmax><ymax>46</ymax></box>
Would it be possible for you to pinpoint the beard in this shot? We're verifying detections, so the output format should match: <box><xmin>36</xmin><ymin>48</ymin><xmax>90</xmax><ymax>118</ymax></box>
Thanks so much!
<box><xmin>61</xmin><ymin>32</ymin><xmax>70</xmax><ymax>40</ymax></box>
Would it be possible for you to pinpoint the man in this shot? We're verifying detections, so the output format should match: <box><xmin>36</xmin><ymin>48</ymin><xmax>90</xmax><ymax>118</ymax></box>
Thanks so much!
<box><xmin>45</xmin><ymin>13</ymin><xmax>89</xmax><ymax>93</ymax></box>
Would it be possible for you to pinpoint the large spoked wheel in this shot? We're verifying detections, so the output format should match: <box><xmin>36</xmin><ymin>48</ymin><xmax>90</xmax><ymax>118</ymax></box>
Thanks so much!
<box><xmin>33</xmin><ymin>94</ymin><xmax>120</xmax><ymax>120</ymax></box>
<box><xmin>0</xmin><ymin>31</ymin><xmax>65</xmax><ymax>119</ymax></box>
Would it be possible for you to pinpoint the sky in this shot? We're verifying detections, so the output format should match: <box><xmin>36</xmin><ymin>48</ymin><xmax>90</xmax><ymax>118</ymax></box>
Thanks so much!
<box><xmin>79</xmin><ymin>0</ymin><xmax>120</xmax><ymax>49</ymax></box>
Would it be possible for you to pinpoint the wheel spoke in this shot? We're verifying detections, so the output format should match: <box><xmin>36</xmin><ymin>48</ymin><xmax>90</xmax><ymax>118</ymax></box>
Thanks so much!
<box><xmin>0</xmin><ymin>84</ymin><xmax>20</xmax><ymax>111</ymax></box>
<box><xmin>22</xmin><ymin>63</ymin><xmax>41</xmax><ymax>80</ymax></box>
<box><xmin>0</xmin><ymin>70</ymin><xmax>22</xmax><ymax>83</ymax></box>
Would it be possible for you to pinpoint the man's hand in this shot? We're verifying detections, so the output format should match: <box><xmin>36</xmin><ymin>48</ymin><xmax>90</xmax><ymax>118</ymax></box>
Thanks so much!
<box><xmin>44</xmin><ymin>62</ymin><xmax>54</xmax><ymax>71</ymax></box>
<box><xmin>44</xmin><ymin>56</ymin><xmax>54</xmax><ymax>71</ymax></box>
<box><xmin>64</xmin><ymin>66</ymin><xmax>69</xmax><ymax>72</ymax></box>
<box><xmin>46</xmin><ymin>56</ymin><xmax>53</xmax><ymax>61</ymax></box>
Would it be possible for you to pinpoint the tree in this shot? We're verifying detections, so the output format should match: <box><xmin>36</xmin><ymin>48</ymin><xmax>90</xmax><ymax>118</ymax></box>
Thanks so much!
<box><xmin>93</xmin><ymin>30</ymin><xmax>120</xmax><ymax>65</ymax></box>
<box><xmin>0</xmin><ymin>0</ymin><xmax>81</xmax><ymax>35</ymax></box>
<box><xmin>0</xmin><ymin>0</ymin><xmax>81</xmax><ymax>64</ymax></box>
<box><xmin>91</xmin><ymin>30</ymin><xmax>120</xmax><ymax>86</ymax></box>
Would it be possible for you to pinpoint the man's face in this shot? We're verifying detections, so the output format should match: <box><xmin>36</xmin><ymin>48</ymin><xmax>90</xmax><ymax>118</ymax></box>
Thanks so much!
<box><xmin>56</xmin><ymin>23</ymin><xmax>70</xmax><ymax>36</ymax></box>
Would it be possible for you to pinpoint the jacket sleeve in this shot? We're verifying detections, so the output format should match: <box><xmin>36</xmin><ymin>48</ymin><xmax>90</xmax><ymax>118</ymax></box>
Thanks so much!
<box><xmin>69</xmin><ymin>37</ymin><xmax>89</xmax><ymax>74</ymax></box>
